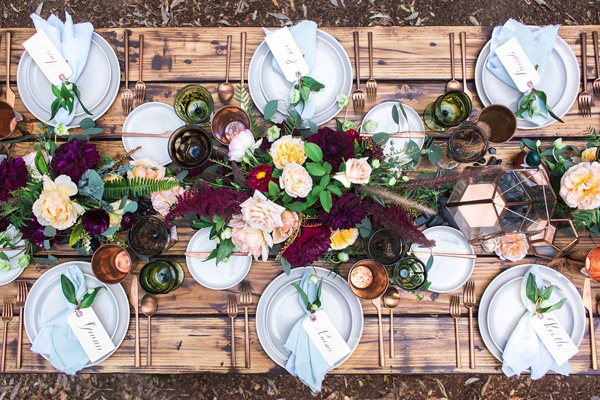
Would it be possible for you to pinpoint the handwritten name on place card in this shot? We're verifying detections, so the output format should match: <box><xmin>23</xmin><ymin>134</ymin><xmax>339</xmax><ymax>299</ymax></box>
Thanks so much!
<box><xmin>530</xmin><ymin>311</ymin><xmax>578</xmax><ymax>366</ymax></box>
<box><xmin>23</xmin><ymin>31</ymin><xmax>73</xmax><ymax>86</ymax></box>
<box><xmin>264</xmin><ymin>27</ymin><xmax>309</xmax><ymax>83</ymax></box>
<box><xmin>302</xmin><ymin>310</ymin><xmax>351</xmax><ymax>366</ymax></box>
<box><xmin>494</xmin><ymin>37</ymin><xmax>540</xmax><ymax>93</ymax></box>
<box><xmin>67</xmin><ymin>307</ymin><xmax>115</xmax><ymax>363</ymax></box>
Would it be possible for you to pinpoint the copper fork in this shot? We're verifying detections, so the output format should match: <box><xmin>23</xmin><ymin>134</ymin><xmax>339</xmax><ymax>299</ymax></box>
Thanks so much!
<box><xmin>592</xmin><ymin>31</ymin><xmax>600</xmax><ymax>100</ymax></box>
<box><xmin>15</xmin><ymin>281</ymin><xmax>28</xmax><ymax>369</ymax></box>
<box><xmin>366</xmin><ymin>32</ymin><xmax>377</xmax><ymax>102</ymax></box>
<box><xmin>134</xmin><ymin>34</ymin><xmax>146</xmax><ymax>106</ymax></box>
<box><xmin>463</xmin><ymin>280</ymin><xmax>476</xmax><ymax>369</ymax></box>
<box><xmin>227</xmin><ymin>294</ymin><xmax>238</xmax><ymax>367</ymax></box>
<box><xmin>450</xmin><ymin>293</ymin><xmax>462</xmax><ymax>369</ymax></box>
<box><xmin>121</xmin><ymin>30</ymin><xmax>134</xmax><ymax>115</ymax></box>
<box><xmin>1</xmin><ymin>299</ymin><xmax>13</xmax><ymax>372</ymax></box>
<box><xmin>239</xmin><ymin>280</ymin><xmax>253</xmax><ymax>369</ymax></box>
<box><xmin>579</xmin><ymin>33</ymin><xmax>592</xmax><ymax>117</ymax></box>
<box><xmin>352</xmin><ymin>31</ymin><xmax>365</xmax><ymax>113</ymax></box>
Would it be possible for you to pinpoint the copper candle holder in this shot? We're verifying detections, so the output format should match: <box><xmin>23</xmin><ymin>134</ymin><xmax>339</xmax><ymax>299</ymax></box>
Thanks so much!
<box><xmin>348</xmin><ymin>259</ymin><xmax>389</xmax><ymax>300</ymax></box>
<box><xmin>211</xmin><ymin>106</ymin><xmax>251</xmax><ymax>145</ymax></box>
<box><xmin>91</xmin><ymin>244</ymin><xmax>132</xmax><ymax>284</ymax></box>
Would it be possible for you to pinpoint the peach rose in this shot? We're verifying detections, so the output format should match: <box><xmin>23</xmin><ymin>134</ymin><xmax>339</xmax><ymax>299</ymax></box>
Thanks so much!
<box><xmin>334</xmin><ymin>157</ymin><xmax>372</xmax><ymax>188</ymax></box>
<box><xmin>127</xmin><ymin>158</ymin><xmax>166</xmax><ymax>180</ymax></box>
<box><xmin>560</xmin><ymin>162</ymin><xmax>600</xmax><ymax>210</ymax></box>
<box><xmin>279</xmin><ymin>163</ymin><xmax>312</xmax><ymax>198</ymax></box>
<box><xmin>240</xmin><ymin>191</ymin><xmax>285</xmax><ymax>233</ymax></box>
<box><xmin>330</xmin><ymin>228</ymin><xmax>359</xmax><ymax>250</ymax></box>
<box><xmin>273</xmin><ymin>210</ymin><xmax>299</xmax><ymax>244</ymax></box>
<box><xmin>151</xmin><ymin>183</ymin><xmax>186</xmax><ymax>216</ymax></box>
<box><xmin>32</xmin><ymin>175</ymin><xmax>84</xmax><ymax>230</ymax></box>
<box><xmin>494</xmin><ymin>233</ymin><xmax>529</xmax><ymax>262</ymax></box>
<box><xmin>269</xmin><ymin>136</ymin><xmax>307</xmax><ymax>169</ymax></box>
<box><xmin>229</xmin><ymin>214</ymin><xmax>271</xmax><ymax>261</ymax></box>
<box><xmin>581</xmin><ymin>147</ymin><xmax>598</xmax><ymax>162</ymax></box>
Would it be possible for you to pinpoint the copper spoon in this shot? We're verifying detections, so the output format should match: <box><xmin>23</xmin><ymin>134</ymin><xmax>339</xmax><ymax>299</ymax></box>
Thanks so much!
<box><xmin>446</xmin><ymin>33</ymin><xmax>462</xmax><ymax>92</ymax></box>
<box><xmin>382</xmin><ymin>286</ymin><xmax>400</xmax><ymax>359</ymax></box>
<box><xmin>141</xmin><ymin>295</ymin><xmax>158</xmax><ymax>367</ymax></box>
<box><xmin>218</xmin><ymin>35</ymin><xmax>234</xmax><ymax>103</ymax></box>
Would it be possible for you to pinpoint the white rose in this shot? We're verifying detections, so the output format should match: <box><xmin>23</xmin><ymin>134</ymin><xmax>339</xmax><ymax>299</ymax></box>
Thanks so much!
<box><xmin>279</xmin><ymin>163</ymin><xmax>312</xmax><ymax>198</ymax></box>
<box><xmin>239</xmin><ymin>191</ymin><xmax>285</xmax><ymax>233</ymax></box>
<box><xmin>334</xmin><ymin>157</ymin><xmax>372</xmax><ymax>188</ymax></box>
<box><xmin>32</xmin><ymin>175</ymin><xmax>84</xmax><ymax>230</ymax></box>
<box><xmin>228</xmin><ymin>129</ymin><xmax>262</xmax><ymax>163</ymax></box>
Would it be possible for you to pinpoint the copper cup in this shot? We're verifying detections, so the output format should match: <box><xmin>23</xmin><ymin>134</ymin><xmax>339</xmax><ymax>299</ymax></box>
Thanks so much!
<box><xmin>585</xmin><ymin>246</ymin><xmax>600</xmax><ymax>283</ymax></box>
<box><xmin>91</xmin><ymin>244</ymin><xmax>132</xmax><ymax>284</ymax></box>
<box><xmin>348</xmin><ymin>259</ymin><xmax>389</xmax><ymax>300</ymax></box>
<box><xmin>0</xmin><ymin>101</ymin><xmax>21</xmax><ymax>140</ymax></box>
<box><xmin>475</xmin><ymin>104</ymin><xmax>517</xmax><ymax>144</ymax></box>
<box><xmin>211</xmin><ymin>106</ymin><xmax>251</xmax><ymax>145</ymax></box>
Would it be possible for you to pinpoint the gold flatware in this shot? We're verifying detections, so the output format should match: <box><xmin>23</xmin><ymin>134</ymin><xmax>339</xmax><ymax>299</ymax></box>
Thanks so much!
<box><xmin>450</xmin><ymin>293</ymin><xmax>462</xmax><ymax>368</ymax></box>
<box><xmin>15</xmin><ymin>281</ymin><xmax>28</xmax><ymax>369</ymax></box>
<box><xmin>121</xmin><ymin>131</ymin><xmax>173</xmax><ymax>138</ymax></box>
<box><xmin>141</xmin><ymin>295</ymin><xmax>157</xmax><ymax>367</ymax></box>
<box><xmin>227</xmin><ymin>294</ymin><xmax>238</xmax><ymax>367</ymax></box>
<box><xmin>239</xmin><ymin>280</ymin><xmax>253</xmax><ymax>369</ymax></box>
<box><xmin>446</xmin><ymin>33</ymin><xmax>462</xmax><ymax>92</ymax></box>
<box><xmin>463</xmin><ymin>280</ymin><xmax>476</xmax><ymax>369</ymax></box>
<box><xmin>129</xmin><ymin>277</ymin><xmax>140</xmax><ymax>367</ymax></box>
<box><xmin>459</xmin><ymin>32</ymin><xmax>472</xmax><ymax>100</ymax></box>
<box><xmin>240</xmin><ymin>32</ymin><xmax>247</xmax><ymax>89</ymax></box>
<box><xmin>366</xmin><ymin>32</ymin><xmax>377</xmax><ymax>102</ymax></box>
<box><xmin>593</xmin><ymin>32</ymin><xmax>600</xmax><ymax>100</ymax></box>
<box><xmin>134</xmin><ymin>34</ymin><xmax>146</xmax><ymax>106</ymax></box>
<box><xmin>410</xmin><ymin>251</ymin><xmax>477</xmax><ymax>260</ymax></box>
<box><xmin>579</xmin><ymin>33</ymin><xmax>592</xmax><ymax>117</ymax></box>
<box><xmin>372</xmin><ymin>296</ymin><xmax>385</xmax><ymax>367</ymax></box>
<box><xmin>121</xmin><ymin>30</ymin><xmax>134</xmax><ymax>115</ymax></box>
<box><xmin>583</xmin><ymin>278</ymin><xmax>598</xmax><ymax>369</ymax></box>
<box><xmin>5</xmin><ymin>32</ymin><xmax>15</xmax><ymax>108</ymax></box>
<box><xmin>218</xmin><ymin>35</ymin><xmax>234</xmax><ymax>104</ymax></box>
<box><xmin>1</xmin><ymin>299</ymin><xmax>13</xmax><ymax>372</ymax></box>
<box><xmin>382</xmin><ymin>286</ymin><xmax>400</xmax><ymax>359</ymax></box>
<box><xmin>352</xmin><ymin>31</ymin><xmax>365</xmax><ymax>113</ymax></box>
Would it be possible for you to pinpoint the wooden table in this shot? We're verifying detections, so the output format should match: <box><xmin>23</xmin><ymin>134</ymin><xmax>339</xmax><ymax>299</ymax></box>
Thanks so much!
<box><xmin>0</xmin><ymin>26</ymin><xmax>599</xmax><ymax>375</ymax></box>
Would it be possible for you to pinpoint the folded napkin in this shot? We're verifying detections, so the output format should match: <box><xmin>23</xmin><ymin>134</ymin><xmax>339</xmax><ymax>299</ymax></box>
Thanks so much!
<box><xmin>30</xmin><ymin>12</ymin><xmax>94</xmax><ymax>126</ymax></box>
<box><xmin>262</xmin><ymin>21</ymin><xmax>318</xmax><ymax>120</ymax></box>
<box><xmin>502</xmin><ymin>265</ymin><xmax>571</xmax><ymax>380</ymax></box>
<box><xmin>486</xmin><ymin>19</ymin><xmax>559</xmax><ymax>126</ymax></box>
<box><xmin>30</xmin><ymin>265</ymin><xmax>90</xmax><ymax>375</ymax></box>
<box><xmin>284</xmin><ymin>272</ymin><xmax>331</xmax><ymax>392</ymax></box>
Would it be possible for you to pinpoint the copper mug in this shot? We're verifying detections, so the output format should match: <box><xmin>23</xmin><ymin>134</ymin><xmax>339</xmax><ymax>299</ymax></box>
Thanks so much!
<box><xmin>0</xmin><ymin>101</ymin><xmax>22</xmax><ymax>140</ymax></box>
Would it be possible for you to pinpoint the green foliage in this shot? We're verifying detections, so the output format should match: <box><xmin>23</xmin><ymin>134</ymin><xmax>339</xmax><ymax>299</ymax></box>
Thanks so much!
<box><xmin>525</xmin><ymin>273</ymin><xmax>567</xmax><ymax>315</ymax></box>
<box><xmin>234</xmin><ymin>85</ymin><xmax>263</xmax><ymax>137</ymax></box>
<box><xmin>103</xmin><ymin>177</ymin><xmax>181</xmax><ymax>200</ymax></box>
<box><xmin>50</xmin><ymin>81</ymin><xmax>92</xmax><ymax>120</ymax></box>
<box><xmin>515</xmin><ymin>89</ymin><xmax>563</xmax><ymax>123</ymax></box>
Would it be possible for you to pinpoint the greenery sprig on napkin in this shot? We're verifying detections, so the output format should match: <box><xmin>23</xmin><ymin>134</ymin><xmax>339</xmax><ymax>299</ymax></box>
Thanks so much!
<box><xmin>526</xmin><ymin>273</ymin><xmax>566</xmax><ymax>315</ymax></box>
<box><xmin>292</xmin><ymin>273</ymin><xmax>323</xmax><ymax>313</ymax></box>
<box><xmin>61</xmin><ymin>274</ymin><xmax>102</xmax><ymax>310</ymax></box>
<box><xmin>50</xmin><ymin>81</ymin><xmax>92</xmax><ymax>120</ymax></box>
<box><xmin>515</xmin><ymin>88</ymin><xmax>563</xmax><ymax>123</ymax></box>
<box><xmin>290</xmin><ymin>76</ymin><xmax>325</xmax><ymax>111</ymax></box>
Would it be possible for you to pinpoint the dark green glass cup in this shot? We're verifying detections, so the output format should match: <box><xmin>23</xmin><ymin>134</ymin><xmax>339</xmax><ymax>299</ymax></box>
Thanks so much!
<box><xmin>139</xmin><ymin>260</ymin><xmax>185</xmax><ymax>294</ymax></box>
<box><xmin>168</xmin><ymin>125</ymin><xmax>213</xmax><ymax>169</ymax></box>
<box><xmin>367</xmin><ymin>228</ymin><xmax>406</xmax><ymax>267</ymax></box>
<box><xmin>173</xmin><ymin>84</ymin><xmax>214</xmax><ymax>124</ymax></box>
<box><xmin>423</xmin><ymin>90</ymin><xmax>472</xmax><ymax>131</ymax></box>
<box><xmin>392</xmin><ymin>256</ymin><xmax>427</xmax><ymax>290</ymax></box>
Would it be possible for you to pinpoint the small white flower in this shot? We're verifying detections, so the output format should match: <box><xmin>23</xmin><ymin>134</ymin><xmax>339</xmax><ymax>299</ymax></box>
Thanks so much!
<box><xmin>221</xmin><ymin>228</ymin><xmax>232</xmax><ymax>240</ymax></box>
<box><xmin>289</xmin><ymin>89</ymin><xmax>300</xmax><ymax>105</ymax></box>
<box><xmin>309</xmin><ymin>274</ymin><xmax>319</xmax><ymax>284</ymax></box>
<box><xmin>553</xmin><ymin>138</ymin><xmax>565</xmax><ymax>149</ymax></box>
<box><xmin>338</xmin><ymin>252</ymin><xmax>349</xmax><ymax>262</ymax></box>
<box><xmin>371</xmin><ymin>159</ymin><xmax>380</xmax><ymax>169</ymax></box>
<box><xmin>54</xmin><ymin>123</ymin><xmax>69</xmax><ymax>136</ymax></box>
<box><xmin>342</xmin><ymin>120</ymin><xmax>356</xmax><ymax>131</ymax></box>
<box><xmin>228</xmin><ymin>129</ymin><xmax>262</xmax><ymax>163</ymax></box>
<box><xmin>336</xmin><ymin>94</ymin><xmax>349</xmax><ymax>108</ymax></box>
<box><xmin>266</xmin><ymin>125</ymin><xmax>281</xmax><ymax>142</ymax></box>
<box><xmin>362</xmin><ymin>119</ymin><xmax>379</xmax><ymax>133</ymax></box>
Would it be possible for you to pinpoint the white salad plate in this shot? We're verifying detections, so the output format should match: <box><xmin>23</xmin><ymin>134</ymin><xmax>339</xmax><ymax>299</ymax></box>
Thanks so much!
<box><xmin>0</xmin><ymin>225</ymin><xmax>26</xmax><ymax>286</ymax></box>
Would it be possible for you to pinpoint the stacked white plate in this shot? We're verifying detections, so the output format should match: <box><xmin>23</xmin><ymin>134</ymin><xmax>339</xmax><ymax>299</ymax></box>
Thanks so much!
<box><xmin>248</xmin><ymin>30</ymin><xmax>353</xmax><ymax>126</ymax></box>
<box><xmin>256</xmin><ymin>267</ymin><xmax>363</xmax><ymax>368</ymax></box>
<box><xmin>478</xmin><ymin>264</ymin><xmax>585</xmax><ymax>362</ymax></box>
<box><xmin>17</xmin><ymin>33</ymin><xmax>121</xmax><ymax>129</ymax></box>
<box><xmin>474</xmin><ymin>29</ymin><xmax>579</xmax><ymax>129</ymax></box>
<box><xmin>0</xmin><ymin>226</ymin><xmax>26</xmax><ymax>286</ymax></box>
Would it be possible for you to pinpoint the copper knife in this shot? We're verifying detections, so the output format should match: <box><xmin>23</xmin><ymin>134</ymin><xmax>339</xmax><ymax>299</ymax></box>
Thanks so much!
<box><xmin>583</xmin><ymin>278</ymin><xmax>598</xmax><ymax>370</ymax></box>
<box><xmin>129</xmin><ymin>277</ymin><xmax>140</xmax><ymax>367</ymax></box>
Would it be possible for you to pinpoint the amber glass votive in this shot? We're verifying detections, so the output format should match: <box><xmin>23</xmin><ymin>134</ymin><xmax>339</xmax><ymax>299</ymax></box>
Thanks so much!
<box><xmin>91</xmin><ymin>244</ymin><xmax>132</xmax><ymax>284</ymax></box>
<box><xmin>211</xmin><ymin>106</ymin><xmax>251</xmax><ymax>145</ymax></box>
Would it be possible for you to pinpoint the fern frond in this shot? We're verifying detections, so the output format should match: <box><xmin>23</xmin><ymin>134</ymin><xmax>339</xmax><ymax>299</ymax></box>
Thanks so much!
<box><xmin>104</xmin><ymin>178</ymin><xmax>181</xmax><ymax>200</ymax></box>
<box><xmin>235</xmin><ymin>85</ymin><xmax>264</xmax><ymax>137</ymax></box>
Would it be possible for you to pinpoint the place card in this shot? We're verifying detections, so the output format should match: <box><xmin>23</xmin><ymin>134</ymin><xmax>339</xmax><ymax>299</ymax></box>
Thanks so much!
<box><xmin>530</xmin><ymin>311</ymin><xmax>578</xmax><ymax>366</ymax></box>
<box><xmin>67</xmin><ymin>307</ymin><xmax>115</xmax><ymax>363</ymax></box>
<box><xmin>302</xmin><ymin>309</ymin><xmax>351</xmax><ymax>366</ymax></box>
<box><xmin>494</xmin><ymin>37</ymin><xmax>540</xmax><ymax>93</ymax></box>
<box><xmin>23</xmin><ymin>31</ymin><xmax>73</xmax><ymax>86</ymax></box>
<box><xmin>264</xmin><ymin>27</ymin><xmax>309</xmax><ymax>82</ymax></box>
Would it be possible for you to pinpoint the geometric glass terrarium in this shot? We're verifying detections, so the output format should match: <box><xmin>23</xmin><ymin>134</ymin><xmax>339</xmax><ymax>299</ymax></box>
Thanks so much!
<box><xmin>446</xmin><ymin>168</ymin><xmax>556</xmax><ymax>242</ymax></box>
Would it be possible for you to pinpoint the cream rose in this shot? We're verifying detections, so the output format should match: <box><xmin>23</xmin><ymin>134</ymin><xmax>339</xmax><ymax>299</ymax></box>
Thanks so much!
<box><xmin>330</xmin><ymin>228</ymin><xmax>359</xmax><ymax>250</ymax></box>
<box><xmin>273</xmin><ymin>210</ymin><xmax>299</xmax><ymax>244</ymax></box>
<box><xmin>240</xmin><ymin>191</ymin><xmax>285</xmax><ymax>233</ymax></box>
<box><xmin>109</xmin><ymin>199</ymin><xmax>132</xmax><ymax>227</ymax></box>
<box><xmin>495</xmin><ymin>234</ymin><xmax>529</xmax><ymax>262</ymax></box>
<box><xmin>279</xmin><ymin>163</ymin><xmax>312</xmax><ymax>198</ymax></box>
<box><xmin>581</xmin><ymin>147</ymin><xmax>599</xmax><ymax>162</ymax></box>
<box><xmin>269</xmin><ymin>136</ymin><xmax>307</xmax><ymax>169</ymax></box>
<box><xmin>559</xmin><ymin>162</ymin><xmax>600</xmax><ymax>210</ymax></box>
<box><xmin>229</xmin><ymin>214</ymin><xmax>271</xmax><ymax>261</ymax></box>
<box><xmin>151</xmin><ymin>184</ymin><xmax>186</xmax><ymax>216</ymax></box>
<box><xmin>32</xmin><ymin>175</ymin><xmax>84</xmax><ymax>230</ymax></box>
<box><xmin>127</xmin><ymin>158</ymin><xmax>166</xmax><ymax>180</ymax></box>
<box><xmin>334</xmin><ymin>157</ymin><xmax>372</xmax><ymax>188</ymax></box>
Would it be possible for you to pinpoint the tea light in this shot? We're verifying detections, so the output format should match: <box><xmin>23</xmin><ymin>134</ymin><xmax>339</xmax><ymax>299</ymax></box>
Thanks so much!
<box><xmin>224</xmin><ymin>121</ymin><xmax>246</xmax><ymax>140</ymax></box>
<box><xmin>350</xmin><ymin>265</ymin><xmax>373</xmax><ymax>289</ymax></box>
<box><xmin>115</xmin><ymin>250</ymin><xmax>131</xmax><ymax>274</ymax></box>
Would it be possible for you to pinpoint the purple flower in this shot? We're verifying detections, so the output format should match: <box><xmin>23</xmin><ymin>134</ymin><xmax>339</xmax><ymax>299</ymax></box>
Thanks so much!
<box><xmin>319</xmin><ymin>192</ymin><xmax>366</xmax><ymax>230</ymax></box>
<box><xmin>120</xmin><ymin>212</ymin><xmax>136</xmax><ymax>230</ymax></box>
<box><xmin>282</xmin><ymin>226</ymin><xmax>330</xmax><ymax>267</ymax></box>
<box><xmin>21</xmin><ymin>217</ymin><xmax>50</xmax><ymax>247</ymax></box>
<box><xmin>51</xmin><ymin>139</ymin><xmax>101</xmax><ymax>182</ymax></box>
<box><xmin>0</xmin><ymin>157</ymin><xmax>28</xmax><ymax>201</ymax></box>
<box><xmin>81</xmin><ymin>208</ymin><xmax>110</xmax><ymax>236</ymax></box>
<box><xmin>307</xmin><ymin>127</ymin><xmax>354</xmax><ymax>172</ymax></box>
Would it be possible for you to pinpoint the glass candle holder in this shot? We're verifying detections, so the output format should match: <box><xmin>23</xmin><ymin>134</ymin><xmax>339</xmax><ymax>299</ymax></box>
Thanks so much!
<box><xmin>367</xmin><ymin>228</ymin><xmax>406</xmax><ymax>267</ymax></box>
<box><xmin>173</xmin><ymin>84</ymin><xmax>214</xmax><ymax>124</ymax></box>
<box><xmin>91</xmin><ymin>244</ymin><xmax>132</xmax><ymax>284</ymax></box>
<box><xmin>127</xmin><ymin>216</ymin><xmax>172</xmax><ymax>257</ymax></box>
<box><xmin>139</xmin><ymin>260</ymin><xmax>185</xmax><ymax>294</ymax></box>
<box><xmin>211</xmin><ymin>106</ymin><xmax>251</xmax><ymax>145</ymax></box>
<box><xmin>168</xmin><ymin>125</ymin><xmax>213</xmax><ymax>169</ymax></box>
<box><xmin>423</xmin><ymin>90</ymin><xmax>472</xmax><ymax>131</ymax></box>
<box><xmin>447</xmin><ymin>122</ymin><xmax>489</xmax><ymax>163</ymax></box>
<box><xmin>393</xmin><ymin>256</ymin><xmax>428</xmax><ymax>291</ymax></box>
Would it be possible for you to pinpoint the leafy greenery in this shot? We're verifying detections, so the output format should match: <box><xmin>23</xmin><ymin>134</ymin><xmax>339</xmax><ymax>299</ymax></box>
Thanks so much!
<box><xmin>61</xmin><ymin>274</ymin><xmax>103</xmax><ymax>310</ymax></box>
<box><xmin>515</xmin><ymin>89</ymin><xmax>564</xmax><ymax>123</ymax></box>
<box><xmin>50</xmin><ymin>81</ymin><xmax>92</xmax><ymax>120</ymax></box>
<box><xmin>525</xmin><ymin>273</ymin><xmax>567</xmax><ymax>315</ymax></box>
<box><xmin>103</xmin><ymin>177</ymin><xmax>181</xmax><ymax>199</ymax></box>
<box><xmin>234</xmin><ymin>85</ymin><xmax>264</xmax><ymax>137</ymax></box>
<box><xmin>291</xmin><ymin>272</ymin><xmax>323</xmax><ymax>313</ymax></box>
<box><xmin>290</xmin><ymin>76</ymin><xmax>325</xmax><ymax>113</ymax></box>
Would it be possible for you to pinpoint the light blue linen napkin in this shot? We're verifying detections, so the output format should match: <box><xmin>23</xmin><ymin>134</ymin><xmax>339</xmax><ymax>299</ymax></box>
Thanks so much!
<box><xmin>262</xmin><ymin>21</ymin><xmax>318</xmax><ymax>120</ymax></box>
<box><xmin>30</xmin><ymin>265</ymin><xmax>90</xmax><ymax>375</ymax></box>
<box><xmin>501</xmin><ymin>265</ymin><xmax>571</xmax><ymax>380</ymax></box>
<box><xmin>284</xmin><ymin>272</ymin><xmax>331</xmax><ymax>393</ymax></box>
<box><xmin>486</xmin><ymin>19</ymin><xmax>559</xmax><ymax>126</ymax></box>
<box><xmin>30</xmin><ymin>12</ymin><xmax>94</xmax><ymax>126</ymax></box>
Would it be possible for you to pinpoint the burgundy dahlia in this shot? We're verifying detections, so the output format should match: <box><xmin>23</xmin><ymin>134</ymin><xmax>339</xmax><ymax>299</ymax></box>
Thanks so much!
<box><xmin>282</xmin><ymin>225</ymin><xmax>331</xmax><ymax>267</ymax></box>
<box><xmin>248</xmin><ymin>165</ymin><xmax>276</xmax><ymax>193</ymax></box>
<box><xmin>318</xmin><ymin>192</ymin><xmax>366</xmax><ymax>230</ymax></box>
<box><xmin>120</xmin><ymin>212</ymin><xmax>136</xmax><ymax>230</ymax></box>
<box><xmin>0</xmin><ymin>157</ymin><xmax>28</xmax><ymax>201</ymax></box>
<box><xmin>21</xmin><ymin>217</ymin><xmax>50</xmax><ymax>247</ymax></box>
<box><xmin>51</xmin><ymin>139</ymin><xmax>101</xmax><ymax>182</ymax></box>
<box><xmin>307</xmin><ymin>127</ymin><xmax>354</xmax><ymax>172</ymax></box>
<box><xmin>81</xmin><ymin>208</ymin><xmax>110</xmax><ymax>236</ymax></box>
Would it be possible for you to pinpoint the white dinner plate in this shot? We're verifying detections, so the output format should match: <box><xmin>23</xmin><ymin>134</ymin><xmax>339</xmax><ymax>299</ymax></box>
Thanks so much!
<box><xmin>478</xmin><ymin>264</ymin><xmax>585</xmax><ymax>362</ymax></box>
<box><xmin>360</xmin><ymin>102</ymin><xmax>425</xmax><ymax>158</ymax></box>
<box><xmin>410</xmin><ymin>226</ymin><xmax>474</xmax><ymax>293</ymax></box>
<box><xmin>256</xmin><ymin>267</ymin><xmax>363</xmax><ymax>369</ymax></box>
<box><xmin>185</xmin><ymin>228</ymin><xmax>252</xmax><ymax>290</ymax></box>
<box><xmin>122</xmin><ymin>102</ymin><xmax>185</xmax><ymax>166</ymax></box>
<box><xmin>0</xmin><ymin>225</ymin><xmax>26</xmax><ymax>286</ymax></box>
<box><xmin>24</xmin><ymin>261</ymin><xmax>130</xmax><ymax>368</ymax></box>
<box><xmin>17</xmin><ymin>32</ymin><xmax>121</xmax><ymax>128</ymax></box>
<box><xmin>474</xmin><ymin>30</ymin><xmax>579</xmax><ymax>129</ymax></box>
<box><xmin>248</xmin><ymin>30</ymin><xmax>352</xmax><ymax>126</ymax></box>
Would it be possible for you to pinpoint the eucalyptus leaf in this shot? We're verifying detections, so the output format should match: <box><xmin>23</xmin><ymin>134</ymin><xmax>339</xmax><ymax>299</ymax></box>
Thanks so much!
<box><xmin>79</xmin><ymin>287</ymin><xmax>102</xmax><ymax>309</ymax></box>
<box><xmin>61</xmin><ymin>274</ymin><xmax>78</xmax><ymax>306</ymax></box>
<box><xmin>264</xmin><ymin>100</ymin><xmax>279</xmax><ymax>120</ymax></box>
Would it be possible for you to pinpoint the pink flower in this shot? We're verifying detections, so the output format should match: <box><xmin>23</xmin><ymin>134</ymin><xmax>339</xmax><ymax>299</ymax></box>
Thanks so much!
<box><xmin>151</xmin><ymin>183</ymin><xmax>186</xmax><ymax>216</ymax></box>
<box><xmin>128</xmin><ymin>158</ymin><xmax>166</xmax><ymax>180</ymax></box>
<box><xmin>334</xmin><ymin>157</ymin><xmax>372</xmax><ymax>188</ymax></box>
<box><xmin>559</xmin><ymin>162</ymin><xmax>600</xmax><ymax>210</ymax></box>
<box><xmin>229</xmin><ymin>214</ymin><xmax>271</xmax><ymax>261</ymax></box>
<box><xmin>228</xmin><ymin>129</ymin><xmax>262</xmax><ymax>162</ymax></box>
<box><xmin>484</xmin><ymin>233</ymin><xmax>529</xmax><ymax>262</ymax></box>
<box><xmin>273</xmin><ymin>210</ymin><xmax>299</xmax><ymax>244</ymax></box>
<box><xmin>240</xmin><ymin>191</ymin><xmax>285</xmax><ymax>233</ymax></box>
